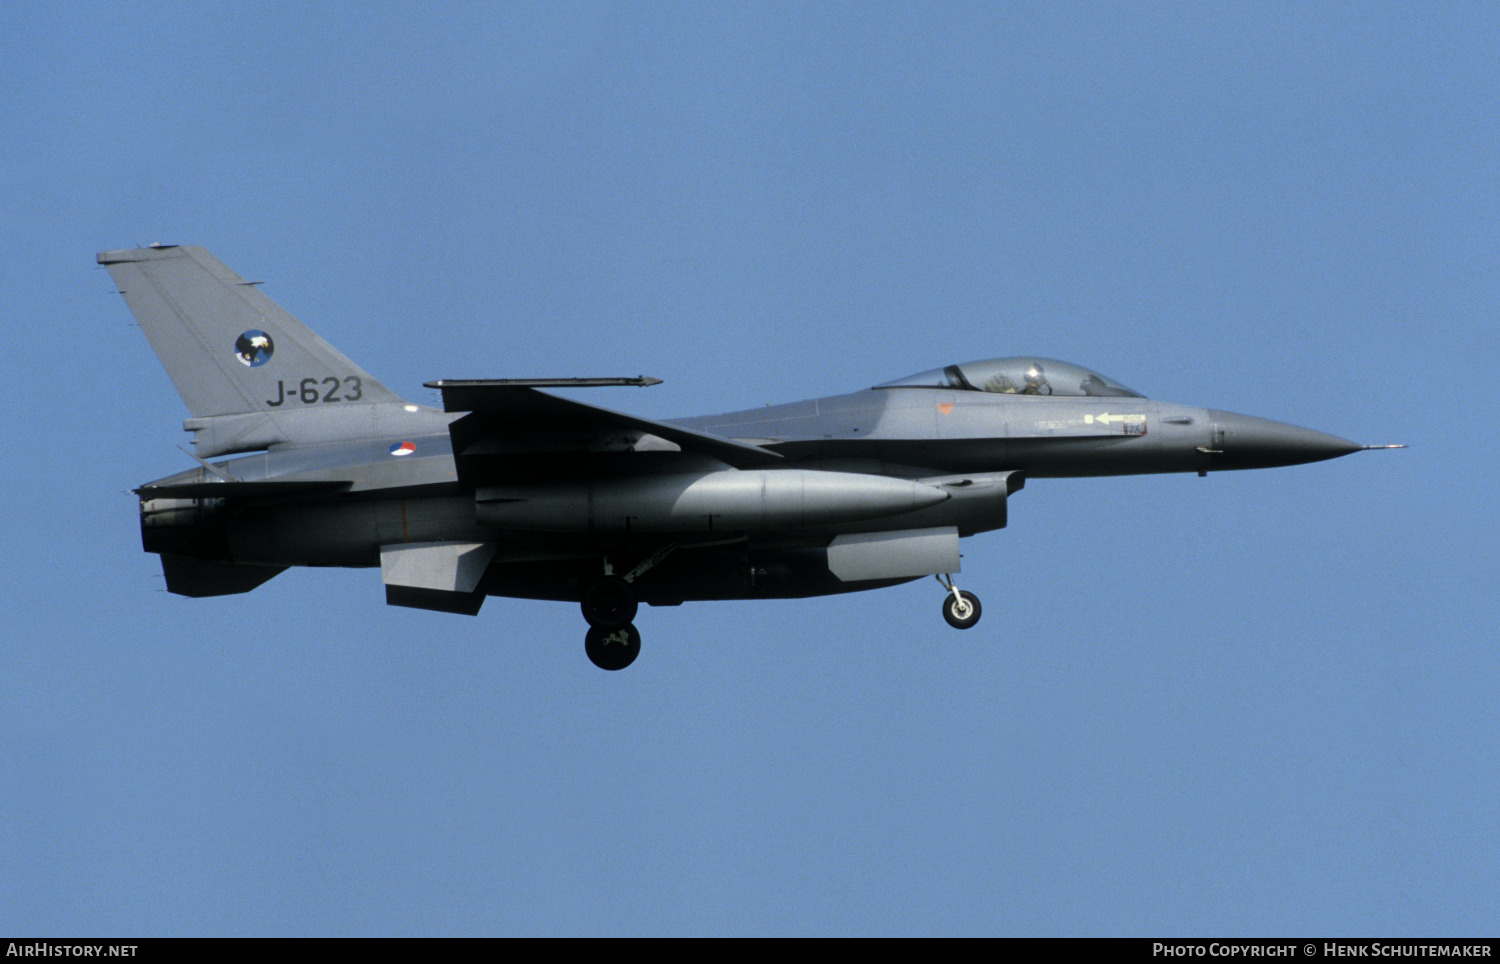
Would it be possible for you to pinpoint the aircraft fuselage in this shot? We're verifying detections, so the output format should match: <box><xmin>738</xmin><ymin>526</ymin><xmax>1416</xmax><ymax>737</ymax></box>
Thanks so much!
<box><xmin>105</xmin><ymin>245</ymin><xmax>1392</xmax><ymax>668</ymax></box>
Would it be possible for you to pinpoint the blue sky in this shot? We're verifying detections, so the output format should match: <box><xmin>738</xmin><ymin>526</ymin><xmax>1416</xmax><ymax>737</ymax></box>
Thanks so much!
<box><xmin>3</xmin><ymin>1</ymin><xmax>1496</xmax><ymax>936</ymax></box>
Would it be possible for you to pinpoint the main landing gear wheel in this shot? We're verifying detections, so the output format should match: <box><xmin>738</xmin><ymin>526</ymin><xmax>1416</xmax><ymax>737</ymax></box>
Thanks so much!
<box><xmin>581</xmin><ymin>576</ymin><xmax>638</xmax><ymax>629</ymax></box>
<box><xmin>585</xmin><ymin>623</ymin><xmax>641</xmax><ymax>671</ymax></box>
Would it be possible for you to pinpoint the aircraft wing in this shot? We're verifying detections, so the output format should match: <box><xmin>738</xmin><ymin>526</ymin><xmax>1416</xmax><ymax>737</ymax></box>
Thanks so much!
<box><xmin>427</xmin><ymin>380</ymin><xmax>783</xmax><ymax>479</ymax></box>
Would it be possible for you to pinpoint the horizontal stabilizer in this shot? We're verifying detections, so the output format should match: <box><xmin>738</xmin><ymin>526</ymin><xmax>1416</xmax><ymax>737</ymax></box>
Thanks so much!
<box><xmin>160</xmin><ymin>554</ymin><xmax>286</xmax><ymax>597</ymax></box>
<box><xmin>137</xmin><ymin>479</ymin><xmax>352</xmax><ymax>499</ymax></box>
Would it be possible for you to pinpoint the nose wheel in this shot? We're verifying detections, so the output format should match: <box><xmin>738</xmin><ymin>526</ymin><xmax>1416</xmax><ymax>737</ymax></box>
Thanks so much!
<box><xmin>936</xmin><ymin>574</ymin><xmax>982</xmax><ymax>629</ymax></box>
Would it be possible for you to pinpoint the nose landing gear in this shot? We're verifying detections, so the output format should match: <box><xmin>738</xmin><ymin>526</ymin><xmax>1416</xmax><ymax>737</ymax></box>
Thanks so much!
<box><xmin>936</xmin><ymin>574</ymin><xmax>982</xmax><ymax>630</ymax></box>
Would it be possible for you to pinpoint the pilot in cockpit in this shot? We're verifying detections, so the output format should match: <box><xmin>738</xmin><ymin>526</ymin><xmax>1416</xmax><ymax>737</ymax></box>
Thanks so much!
<box><xmin>1021</xmin><ymin>363</ymin><xmax>1051</xmax><ymax>395</ymax></box>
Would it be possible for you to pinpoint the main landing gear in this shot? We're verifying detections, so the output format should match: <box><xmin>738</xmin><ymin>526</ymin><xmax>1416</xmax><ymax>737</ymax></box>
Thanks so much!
<box><xmin>580</xmin><ymin>549</ymin><xmax>679</xmax><ymax>671</ymax></box>
<box><xmin>580</xmin><ymin>575</ymin><xmax>641</xmax><ymax>671</ymax></box>
<box><xmin>936</xmin><ymin>574</ymin><xmax>982</xmax><ymax>630</ymax></box>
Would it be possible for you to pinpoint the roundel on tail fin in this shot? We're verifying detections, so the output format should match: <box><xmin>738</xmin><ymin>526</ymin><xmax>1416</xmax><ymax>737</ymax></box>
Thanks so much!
<box><xmin>234</xmin><ymin>330</ymin><xmax>274</xmax><ymax>367</ymax></box>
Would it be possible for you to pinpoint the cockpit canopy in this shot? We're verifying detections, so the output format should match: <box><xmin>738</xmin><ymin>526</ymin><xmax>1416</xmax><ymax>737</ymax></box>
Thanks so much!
<box><xmin>875</xmin><ymin>357</ymin><xmax>1143</xmax><ymax>398</ymax></box>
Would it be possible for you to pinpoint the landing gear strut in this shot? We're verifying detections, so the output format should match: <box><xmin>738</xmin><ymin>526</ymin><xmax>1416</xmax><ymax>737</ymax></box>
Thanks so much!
<box><xmin>936</xmin><ymin>574</ymin><xmax>982</xmax><ymax>630</ymax></box>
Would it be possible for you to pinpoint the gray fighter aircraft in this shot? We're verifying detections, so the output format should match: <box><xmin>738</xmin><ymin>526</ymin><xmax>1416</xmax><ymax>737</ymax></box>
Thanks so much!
<box><xmin>103</xmin><ymin>245</ymin><xmax>1401</xmax><ymax>670</ymax></box>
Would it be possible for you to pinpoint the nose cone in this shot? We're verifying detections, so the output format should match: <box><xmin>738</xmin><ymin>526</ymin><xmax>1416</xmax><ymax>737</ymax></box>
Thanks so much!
<box><xmin>1207</xmin><ymin>410</ymin><xmax>1363</xmax><ymax>470</ymax></box>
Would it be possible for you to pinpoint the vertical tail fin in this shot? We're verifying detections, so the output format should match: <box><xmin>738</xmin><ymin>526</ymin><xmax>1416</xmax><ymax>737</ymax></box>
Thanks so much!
<box><xmin>99</xmin><ymin>245</ymin><xmax>403</xmax><ymax>418</ymax></box>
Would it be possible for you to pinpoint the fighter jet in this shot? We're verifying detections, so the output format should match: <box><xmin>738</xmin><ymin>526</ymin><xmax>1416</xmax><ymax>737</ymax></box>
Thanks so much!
<box><xmin>102</xmin><ymin>245</ymin><xmax>1401</xmax><ymax>670</ymax></box>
